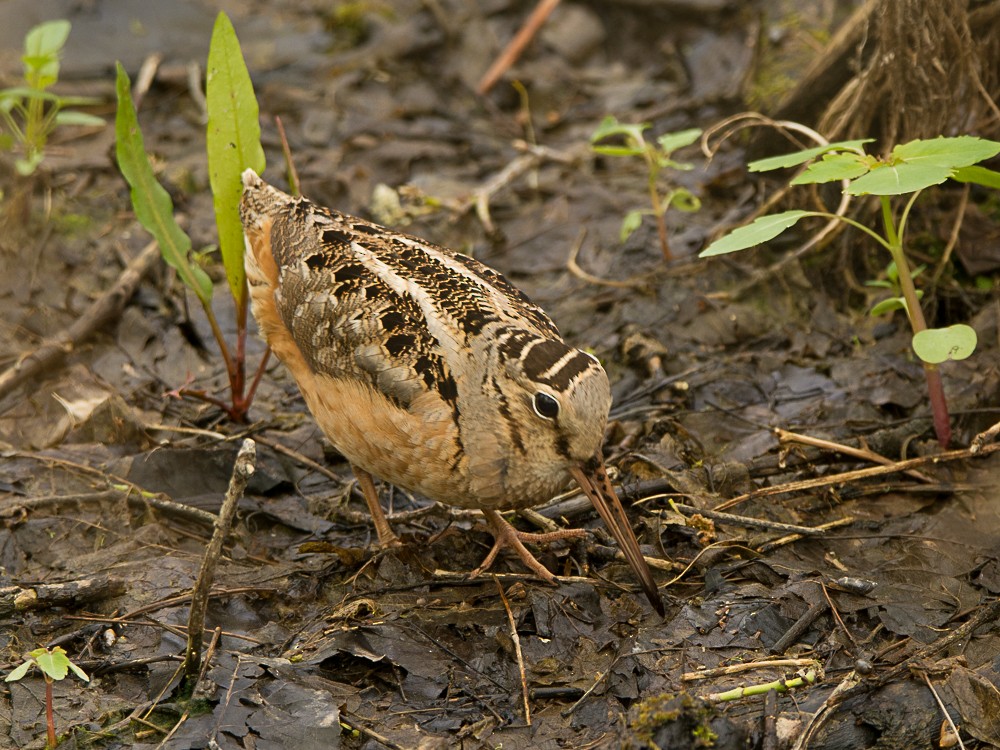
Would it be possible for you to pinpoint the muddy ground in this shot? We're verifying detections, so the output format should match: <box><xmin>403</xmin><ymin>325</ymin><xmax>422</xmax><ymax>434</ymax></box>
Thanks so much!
<box><xmin>2</xmin><ymin>1</ymin><xmax>1000</xmax><ymax>748</ymax></box>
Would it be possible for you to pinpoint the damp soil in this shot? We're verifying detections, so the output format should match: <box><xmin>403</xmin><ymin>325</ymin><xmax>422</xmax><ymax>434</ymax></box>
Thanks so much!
<box><xmin>2</xmin><ymin>2</ymin><xmax>1000</xmax><ymax>749</ymax></box>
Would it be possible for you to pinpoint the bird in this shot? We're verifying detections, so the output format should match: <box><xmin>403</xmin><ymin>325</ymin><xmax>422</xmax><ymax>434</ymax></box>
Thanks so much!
<box><xmin>240</xmin><ymin>169</ymin><xmax>663</xmax><ymax>615</ymax></box>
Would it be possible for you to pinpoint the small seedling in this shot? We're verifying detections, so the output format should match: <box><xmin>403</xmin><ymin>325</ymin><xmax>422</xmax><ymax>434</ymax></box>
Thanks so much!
<box><xmin>115</xmin><ymin>12</ymin><xmax>267</xmax><ymax>421</ymax></box>
<box><xmin>0</xmin><ymin>20</ymin><xmax>104</xmax><ymax>176</ymax></box>
<box><xmin>6</xmin><ymin>646</ymin><xmax>90</xmax><ymax>748</ymax></box>
<box><xmin>591</xmin><ymin>116</ymin><xmax>702</xmax><ymax>261</ymax></box>
<box><xmin>701</xmin><ymin>135</ymin><xmax>1000</xmax><ymax>447</ymax></box>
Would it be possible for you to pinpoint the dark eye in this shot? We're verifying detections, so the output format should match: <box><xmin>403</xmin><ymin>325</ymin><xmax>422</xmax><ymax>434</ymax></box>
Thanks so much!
<box><xmin>532</xmin><ymin>392</ymin><xmax>560</xmax><ymax>420</ymax></box>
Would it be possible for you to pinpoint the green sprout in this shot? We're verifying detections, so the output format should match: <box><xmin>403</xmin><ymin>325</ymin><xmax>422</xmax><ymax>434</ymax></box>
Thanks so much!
<box><xmin>701</xmin><ymin>135</ymin><xmax>1000</xmax><ymax>448</ymax></box>
<box><xmin>591</xmin><ymin>116</ymin><xmax>702</xmax><ymax>261</ymax></box>
<box><xmin>0</xmin><ymin>20</ymin><xmax>104</xmax><ymax>176</ymax></box>
<box><xmin>114</xmin><ymin>12</ymin><xmax>267</xmax><ymax>422</ymax></box>
<box><xmin>6</xmin><ymin>646</ymin><xmax>90</xmax><ymax>748</ymax></box>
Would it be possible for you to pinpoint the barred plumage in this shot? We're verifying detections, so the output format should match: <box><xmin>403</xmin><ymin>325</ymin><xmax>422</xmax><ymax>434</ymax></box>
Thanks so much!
<box><xmin>241</xmin><ymin>170</ymin><xmax>662</xmax><ymax>614</ymax></box>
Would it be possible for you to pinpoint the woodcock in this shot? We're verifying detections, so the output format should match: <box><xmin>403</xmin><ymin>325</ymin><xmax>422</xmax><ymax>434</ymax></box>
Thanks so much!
<box><xmin>240</xmin><ymin>170</ymin><xmax>662</xmax><ymax>615</ymax></box>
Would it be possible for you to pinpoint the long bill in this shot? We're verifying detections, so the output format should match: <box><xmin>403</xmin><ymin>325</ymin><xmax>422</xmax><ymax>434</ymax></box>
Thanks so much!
<box><xmin>570</xmin><ymin>458</ymin><xmax>664</xmax><ymax>616</ymax></box>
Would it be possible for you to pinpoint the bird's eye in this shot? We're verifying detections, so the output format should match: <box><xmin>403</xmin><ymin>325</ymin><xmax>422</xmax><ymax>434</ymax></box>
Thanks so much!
<box><xmin>532</xmin><ymin>392</ymin><xmax>560</xmax><ymax>420</ymax></box>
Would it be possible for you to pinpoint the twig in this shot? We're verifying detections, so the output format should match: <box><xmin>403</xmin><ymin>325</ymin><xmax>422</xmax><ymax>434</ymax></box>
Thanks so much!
<box><xmin>921</xmin><ymin>671</ymin><xmax>966</xmax><ymax>750</ymax></box>
<box><xmin>340</xmin><ymin>711</ymin><xmax>408</xmax><ymax>750</ymax></box>
<box><xmin>476</xmin><ymin>0</ymin><xmax>561</xmax><ymax>95</ymax></box>
<box><xmin>682</xmin><ymin>658</ymin><xmax>821</xmax><ymax>682</ymax></box>
<box><xmin>756</xmin><ymin>516</ymin><xmax>856</xmax><ymax>554</ymax></box>
<box><xmin>132</xmin><ymin>53</ymin><xmax>163</xmax><ymax>110</ymax></box>
<box><xmin>713</xmin><ymin>441</ymin><xmax>1000</xmax><ymax>511</ymax></box>
<box><xmin>275</xmin><ymin>115</ymin><xmax>301</xmax><ymax>196</ymax></box>
<box><xmin>775</xmin><ymin>427</ymin><xmax>934</xmax><ymax>483</ymax></box>
<box><xmin>566</xmin><ymin>228</ymin><xmax>649</xmax><ymax>289</ymax></box>
<box><xmin>182</xmin><ymin>439</ymin><xmax>255</xmax><ymax>686</ymax></box>
<box><xmin>662</xmin><ymin>500</ymin><xmax>842</xmax><ymax>536</ymax></box>
<box><xmin>699</xmin><ymin>113</ymin><xmax>852</xmax><ymax>300</ymax></box>
<box><xmin>932</xmin><ymin>183</ymin><xmax>969</xmax><ymax>284</ymax></box>
<box><xmin>0</xmin><ymin>239</ymin><xmax>161</xmax><ymax>401</ymax></box>
<box><xmin>970</xmin><ymin>418</ymin><xmax>1000</xmax><ymax>453</ymax></box>
<box><xmin>706</xmin><ymin>668</ymin><xmax>818</xmax><ymax>702</ymax></box>
<box><xmin>496</xmin><ymin>578</ymin><xmax>531</xmax><ymax>725</ymax></box>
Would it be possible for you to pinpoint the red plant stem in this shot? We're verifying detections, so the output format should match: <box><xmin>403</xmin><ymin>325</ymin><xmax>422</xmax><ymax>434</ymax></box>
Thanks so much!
<box><xmin>45</xmin><ymin>678</ymin><xmax>56</xmax><ymax>748</ymax></box>
<box><xmin>924</xmin><ymin>366</ymin><xmax>951</xmax><ymax>448</ymax></box>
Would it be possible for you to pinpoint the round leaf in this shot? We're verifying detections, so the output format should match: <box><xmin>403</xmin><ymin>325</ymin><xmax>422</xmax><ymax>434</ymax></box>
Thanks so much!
<box><xmin>912</xmin><ymin>325</ymin><xmax>977</xmax><ymax>364</ymax></box>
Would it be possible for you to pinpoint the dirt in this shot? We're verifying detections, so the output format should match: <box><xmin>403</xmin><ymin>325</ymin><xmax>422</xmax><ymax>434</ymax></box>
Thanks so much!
<box><xmin>2</xmin><ymin>1</ymin><xmax>1000</xmax><ymax>749</ymax></box>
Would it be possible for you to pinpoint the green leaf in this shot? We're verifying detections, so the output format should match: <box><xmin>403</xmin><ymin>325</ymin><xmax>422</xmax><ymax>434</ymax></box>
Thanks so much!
<box><xmin>912</xmin><ymin>325</ymin><xmax>978</xmax><ymax>364</ymax></box>
<box><xmin>23</xmin><ymin>20</ymin><xmax>71</xmax><ymax>90</ymax></box>
<box><xmin>54</xmin><ymin>110</ymin><xmax>105</xmax><ymax>127</ymax></box>
<box><xmin>590</xmin><ymin>115</ymin><xmax>649</xmax><ymax>147</ymax></box>
<box><xmin>67</xmin><ymin>661</ymin><xmax>90</xmax><ymax>683</ymax></box>
<box><xmin>870</xmin><ymin>297</ymin><xmax>907</xmax><ymax>316</ymax></box>
<box><xmin>667</xmin><ymin>188</ymin><xmax>700</xmax><ymax>212</ymax></box>
<box><xmin>206</xmin><ymin>12</ymin><xmax>266</xmax><ymax>307</ymax></box>
<box><xmin>35</xmin><ymin>649</ymin><xmax>69</xmax><ymax>681</ymax></box>
<box><xmin>952</xmin><ymin>165</ymin><xmax>1000</xmax><ymax>189</ymax></box>
<box><xmin>847</xmin><ymin>162</ymin><xmax>952</xmax><ymax>195</ymax></box>
<box><xmin>893</xmin><ymin>136</ymin><xmax>1000</xmax><ymax>170</ymax></box>
<box><xmin>790</xmin><ymin>152</ymin><xmax>870</xmax><ymax>185</ymax></box>
<box><xmin>115</xmin><ymin>62</ymin><xmax>212</xmax><ymax>304</ymax></box>
<box><xmin>5</xmin><ymin>660</ymin><xmax>34</xmax><ymax>682</ymax></box>
<box><xmin>748</xmin><ymin>139</ymin><xmax>874</xmax><ymax>172</ymax></box>
<box><xmin>15</xmin><ymin>153</ymin><xmax>43</xmax><ymax>175</ymax></box>
<box><xmin>655</xmin><ymin>128</ymin><xmax>702</xmax><ymax>154</ymax></box>
<box><xmin>619</xmin><ymin>209</ymin><xmax>643</xmax><ymax>242</ymax></box>
<box><xmin>700</xmin><ymin>210</ymin><xmax>814</xmax><ymax>257</ymax></box>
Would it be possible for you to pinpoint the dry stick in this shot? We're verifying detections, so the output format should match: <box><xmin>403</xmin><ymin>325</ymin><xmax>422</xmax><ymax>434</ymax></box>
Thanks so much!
<box><xmin>0</xmin><ymin>239</ymin><xmax>161</xmax><ymax>400</ymax></box>
<box><xmin>663</xmin><ymin>501</ymin><xmax>840</xmax><ymax>537</ymax></box>
<box><xmin>682</xmin><ymin>658</ymin><xmax>821</xmax><ymax>682</ymax></box>
<box><xmin>476</xmin><ymin>0</ymin><xmax>561</xmax><ymax>95</ymax></box>
<box><xmin>921</xmin><ymin>671</ymin><xmax>966</xmax><ymax>750</ymax></box>
<box><xmin>713</xmin><ymin>442</ymin><xmax>1000</xmax><ymax>512</ymax></box>
<box><xmin>339</xmin><ymin>711</ymin><xmax>408</xmax><ymax>750</ymax></box>
<box><xmin>156</xmin><ymin>627</ymin><xmax>223</xmax><ymax>750</ymax></box>
<box><xmin>181</xmin><ymin>439</ymin><xmax>255</xmax><ymax>686</ymax></box>
<box><xmin>775</xmin><ymin>428</ymin><xmax>935</xmax><ymax>484</ymax></box>
<box><xmin>495</xmin><ymin>577</ymin><xmax>531</xmax><ymax>726</ymax></box>
<box><xmin>275</xmin><ymin>115</ymin><xmax>301</xmax><ymax>196</ymax></box>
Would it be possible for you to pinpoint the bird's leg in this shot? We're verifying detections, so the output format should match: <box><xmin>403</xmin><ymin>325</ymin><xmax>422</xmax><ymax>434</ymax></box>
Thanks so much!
<box><xmin>471</xmin><ymin>509</ymin><xmax>588</xmax><ymax>583</ymax></box>
<box><xmin>352</xmin><ymin>465</ymin><xmax>401</xmax><ymax>548</ymax></box>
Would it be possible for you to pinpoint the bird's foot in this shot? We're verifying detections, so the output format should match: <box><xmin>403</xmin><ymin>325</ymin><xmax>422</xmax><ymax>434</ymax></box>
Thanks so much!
<box><xmin>470</xmin><ymin>509</ymin><xmax>588</xmax><ymax>583</ymax></box>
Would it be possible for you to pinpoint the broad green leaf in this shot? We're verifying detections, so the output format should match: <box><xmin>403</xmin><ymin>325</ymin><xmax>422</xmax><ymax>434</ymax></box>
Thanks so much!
<box><xmin>67</xmin><ymin>661</ymin><xmax>90</xmax><ymax>682</ymax></box>
<box><xmin>847</xmin><ymin>162</ymin><xmax>952</xmax><ymax>195</ymax></box>
<box><xmin>748</xmin><ymin>139</ymin><xmax>874</xmax><ymax>172</ymax></box>
<box><xmin>952</xmin><ymin>165</ymin><xmax>1000</xmax><ymax>189</ymax></box>
<box><xmin>591</xmin><ymin>115</ymin><xmax>648</xmax><ymax>147</ymax></box>
<box><xmin>870</xmin><ymin>297</ymin><xmax>907</xmax><ymax>316</ymax></box>
<box><xmin>790</xmin><ymin>153</ymin><xmax>870</xmax><ymax>185</ymax></box>
<box><xmin>206</xmin><ymin>12</ymin><xmax>265</xmax><ymax>307</ymax></box>
<box><xmin>35</xmin><ymin>649</ymin><xmax>69</xmax><ymax>681</ymax></box>
<box><xmin>54</xmin><ymin>110</ymin><xmax>105</xmax><ymax>127</ymax></box>
<box><xmin>700</xmin><ymin>210</ymin><xmax>814</xmax><ymax>257</ymax></box>
<box><xmin>619</xmin><ymin>209</ymin><xmax>643</xmax><ymax>242</ymax></box>
<box><xmin>115</xmin><ymin>62</ymin><xmax>212</xmax><ymax>304</ymax></box>
<box><xmin>912</xmin><ymin>324</ymin><xmax>977</xmax><ymax>364</ymax></box>
<box><xmin>656</xmin><ymin>128</ymin><xmax>701</xmax><ymax>154</ymax></box>
<box><xmin>893</xmin><ymin>136</ymin><xmax>1000</xmax><ymax>170</ymax></box>
<box><xmin>5</xmin><ymin>660</ymin><xmax>33</xmax><ymax>682</ymax></box>
<box><xmin>23</xmin><ymin>20</ymin><xmax>70</xmax><ymax>90</ymax></box>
